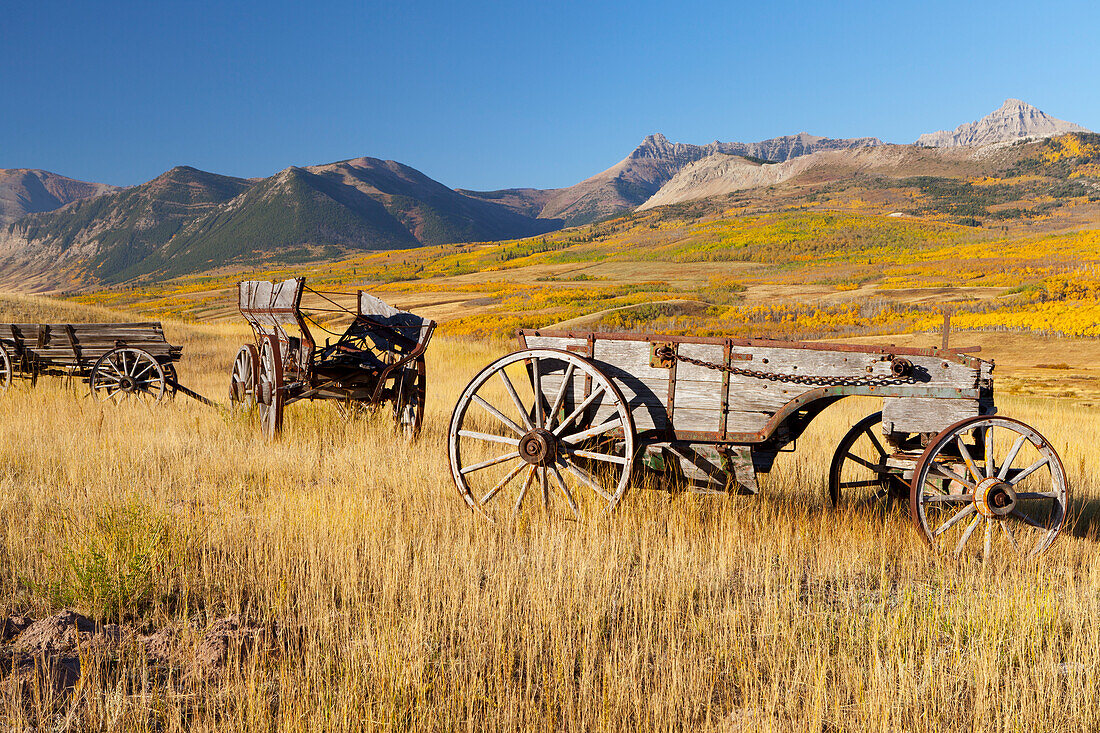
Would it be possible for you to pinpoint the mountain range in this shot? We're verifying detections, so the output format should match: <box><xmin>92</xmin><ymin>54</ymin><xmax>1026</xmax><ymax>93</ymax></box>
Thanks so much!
<box><xmin>0</xmin><ymin>99</ymin><xmax>1092</xmax><ymax>289</ymax></box>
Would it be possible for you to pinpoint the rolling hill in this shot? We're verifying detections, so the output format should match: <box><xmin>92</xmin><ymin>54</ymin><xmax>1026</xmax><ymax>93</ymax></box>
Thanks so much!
<box><xmin>1</xmin><ymin>158</ymin><xmax>559</xmax><ymax>288</ymax></box>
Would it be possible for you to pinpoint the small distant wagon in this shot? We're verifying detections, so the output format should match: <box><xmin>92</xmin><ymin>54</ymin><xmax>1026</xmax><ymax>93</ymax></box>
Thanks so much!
<box><xmin>231</xmin><ymin>278</ymin><xmax>436</xmax><ymax>439</ymax></box>
<box><xmin>448</xmin><ymin>328</ymin><xmax>1069</xmax><ymax>560</ymax></box>
<box><xmin>0</xmin><ymin>321</ymin><xmax>194</xmax><ymax>402</ymax></box>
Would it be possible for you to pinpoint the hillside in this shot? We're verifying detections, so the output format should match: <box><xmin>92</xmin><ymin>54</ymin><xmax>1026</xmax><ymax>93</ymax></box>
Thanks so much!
<box><xmin>0</xmin><ymin>159</ymin><xmax>558</xmax><ymax>288</ymax></box>
<box><xmin>639</xmin><ymin>143</ymin><xmax>1012</xmax><ymax>210</ymax></box>
<box><xmin>0</xmin><ymin>168</ymin><xmax>118</xmax><ymax>225</ymax></box>
<box><xmin>69</xmin><ymin>132</ymin><xmax>1100</xmax><ymax>361</ymax></box>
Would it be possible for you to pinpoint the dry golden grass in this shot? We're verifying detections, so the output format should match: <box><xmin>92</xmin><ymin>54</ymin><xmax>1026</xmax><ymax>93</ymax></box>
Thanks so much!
<box><xmin>2</xmin><ymin>295</ymin><xmax>1100</xmax><ymax>730</ymax></box>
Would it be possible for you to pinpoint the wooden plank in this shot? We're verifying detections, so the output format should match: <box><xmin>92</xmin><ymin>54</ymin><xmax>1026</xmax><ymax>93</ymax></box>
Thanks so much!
<box><xmin>672</xmin><ymin>406</ymin><xmax>723</xmax><ymax>434</ymax></box>
<box><xmin>725</xmin><ymin>410</ymin><xmax>772</xmax><ymax>434</ymax></box>
<box><xmin>882</xmin><ymin>397</ymin><xmax>979</xmax><ymax>434</ymax></box>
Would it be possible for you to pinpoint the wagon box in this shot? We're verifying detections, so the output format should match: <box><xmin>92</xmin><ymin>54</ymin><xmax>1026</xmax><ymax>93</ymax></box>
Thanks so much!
<box><xmin>448</xmin><ymin>329</ymin><xmax>1067</xmax><ymax>561</ymax></box>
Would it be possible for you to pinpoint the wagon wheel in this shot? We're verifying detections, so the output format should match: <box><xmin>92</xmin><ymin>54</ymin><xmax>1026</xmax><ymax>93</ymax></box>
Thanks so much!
<box><xmin>256</xmin><ymin>336</ymin><xmax>285</xmax><ymax>438</ymax></box>
<box><xmin>229</xmin><ymin>344</ymin><xmax>259</xmax><ymax>407</ymax></box>
<box><xmin>449</xmin><ymin>349</ymin><xmax>636</xmax><ymax>521</ymax></box>
<box><xmin>0</xmin><ymin>344</ymin><xmax>10</xmax><ymax>392</ymax></box>
<box><xmin>392</xmin><ymin>355</ymin><xmax>426</xmax><ymax>440</ymax></box>
<box><xmin>828</xmin><ymin>412</ymin><xmax>908</xmax><ymax>510</ymax></box>
<box><xmin>910</xmin><ymin>416</ymin><xmax>1068</xmax><ymax>559</ymax></box>
<box><xmin>89</xmin><ymin>348</ymin><xmax>167</xmax><ymax>403</ymax></box>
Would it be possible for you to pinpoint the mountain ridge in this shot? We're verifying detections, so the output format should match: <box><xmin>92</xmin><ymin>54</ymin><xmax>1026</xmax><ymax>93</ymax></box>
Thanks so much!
<box><xmin>0</xmin><ymin>169</ymin><xmax>119</xmax><ymax>225</ymax></box>
<box><xmin>916</xmin><ymin>99</ymin><xmax>1089</xmax><ymax>148</ymax></box>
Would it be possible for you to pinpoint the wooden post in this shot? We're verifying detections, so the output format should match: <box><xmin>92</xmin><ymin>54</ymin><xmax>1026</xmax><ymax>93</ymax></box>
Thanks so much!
<box><xmin>941</xmin><ymin>308</ymin><xmax>952</xmax><ymax>351</ymax></box>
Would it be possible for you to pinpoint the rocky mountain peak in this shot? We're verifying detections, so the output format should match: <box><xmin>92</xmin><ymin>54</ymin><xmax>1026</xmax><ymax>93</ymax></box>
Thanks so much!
<box><xmin>916</xmin><ymin>99</ymin><xmax>1090</xmax><ymax>148</ymax></box>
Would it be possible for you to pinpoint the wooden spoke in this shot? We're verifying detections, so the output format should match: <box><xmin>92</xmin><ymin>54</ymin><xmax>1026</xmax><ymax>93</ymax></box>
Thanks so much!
<box><xmin>983</xmin><ymin>517</ymin><xmax>993</xmax><ymax>561</ymax></box>
<box><xmin>956</xmin><ymin>436</ymin><xmax>983</xmax><ymax>484</ymax></box>
<box><xmin>844</xmin><ymin>452</ymin><xmax>879</xmax><ymax>471</ymax></box>
<box><xmin>552</xmin><ymin>386</ymin><xmax>607</xmax><ymax>436</ymax></box>
<box><xmin>864</xmin><ymin>429</ymin><xmax>887</xmax><ymax>457</ymax></box>
<box><xmin>549</xmin><ymin>465</ymin><xmax>580</xmax><ymax>520</ymax></box>
<box><xmin>926</xmin><ymin>462</ymin><xmax>974</xmax><ymax>489</ymax></box>
<box><xmin>560</xmin><ymin>458</ymin><xmax>614</xmax><ymax>502</ymax></box>
<box><xmin>996</xmin><ymin>435</ymin><xmax>1028</xmax><ymax>480</ymax></box>
<box><xmin>561</xmin><ymin>419</ymin><xmax>621</xmax><ymax>445</ymax></box>
<box><xmin>457</xmin><ymin>430</ymin><xmax>520</xmax><ymax>447</ymax></box>
<box><xmin>955</xmin><ymin>515</ymin><xmax>982</xmax><ymax>555</ymax></box>
<box><xmin>1015</xmin><ymin>491</ymin><xmax>1061</xmax><ymax>500</ymax></box>
<box><xmin>471</xmin><ymin>394</ymin><xmax>526</xmax><ymax>437</ymax></box>
<box><xmin>540</xmin><ymin>466</ymin><xmax>549</xmax><ymax>509</ymax></box>
<box><xmin>545</xmin><ymin>363</ymin><xmax>575</xmax><ymax>429</ymax></box>
<box><xmin>531</xmin><ymin>357</ymin><xmax>544</xmax><ymax>427</ymax></box>
<box><xmin>1009</xmin><ymin>509</ymin><xmax>1048</xmax><ymax>531</ymax></box>
<box><xmin>923</xmin><ymin>492</ymin><xmax>974</xmax><ymax>503</ymax></box>
<box><xmin>984</xmin><ymin>426</ymin><xmax>994</xmax><ymax>478</ymax></box>
<box><xmin>513</xmin><ymin>467</ymin><xmax>536</xmax><ymax>517</ymax></box>
<box><xmin>459</xmin><ymin>451</ymin><xmax>520</xmax><ymax>475</ymax></box>
<box><xmin>566</xmin><ymin>447</ymin><xmax>628</xmax><ymax>465</ymax></box>
<box><xmin>1008</xmin><ymin>456</ymin><xmax>1050</xmax><ymax>485</ymax></box>
<box><xmin>497</xmin><ymin>369</ymin><xmax>534</xmax><ymax>431</ymax></box>
<box><xmin>479</xmin><ymin>462</ymin><xmax>528</xmax><ymax>505</ymax></box>
<box><xmin>932</xmin><ymin>504</ymin><xmax>976</xmax><ymax>538</ymax></box>
<box><xmin>1002</xmin><ymin>520</ymin><xmax>1019</xmax><ymax>551</ymax></box>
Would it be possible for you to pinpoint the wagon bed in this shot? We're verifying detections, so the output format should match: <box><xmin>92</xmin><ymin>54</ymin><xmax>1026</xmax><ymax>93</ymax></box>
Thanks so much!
<box><xmin>448</xmin><ymin>328</ymin><xmax>1068</xmax><ymax>560</ymax></box>
<box><xmin>0</xmin><ymin>321</ymin><xmax>197</xmax><ymax>403</ymax></box>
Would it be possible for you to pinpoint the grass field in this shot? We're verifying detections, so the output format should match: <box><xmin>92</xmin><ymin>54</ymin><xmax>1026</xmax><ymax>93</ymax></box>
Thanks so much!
<box><xmin>2</xmin><ymin>295</ymin><xmax>1100</xmax><ymax>730</ymax></box>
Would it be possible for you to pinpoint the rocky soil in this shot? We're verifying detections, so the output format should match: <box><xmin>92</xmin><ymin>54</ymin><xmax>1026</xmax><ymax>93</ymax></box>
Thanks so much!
<box><xmin>0</xmin><ymin>609</ymin><xmax>264</xmax><ymax>712</ymax></box>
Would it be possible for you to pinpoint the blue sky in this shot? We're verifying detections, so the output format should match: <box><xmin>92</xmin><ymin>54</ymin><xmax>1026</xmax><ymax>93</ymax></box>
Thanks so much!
<box><xmin>2</xmin><ymin>0</ymin><xmax>1097</xmax><ymax>190</ymax></box>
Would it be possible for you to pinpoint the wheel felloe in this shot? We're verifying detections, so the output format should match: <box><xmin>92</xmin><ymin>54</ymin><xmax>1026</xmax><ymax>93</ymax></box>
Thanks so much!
<box><xmin>828</xmin><ymin>411</ymin><xmax>906</xmax><ymax>510</ymax></box>
<box><xmin>230</xmin><ymin>344</ymin><xmax>259</xmax><ymax>407</ymax></box>
<box><xmin>0</xmin><ymin>344</ymin><xmax>12</xmax><ymax>392</ymax></box>
<box><xmin>449</xmin><ymin>349</ymin><xmax>636</xmax><ymax>521</ymax></box>
<box><xmin>256</xmin><ymin>336</ymin><xmax>285</xmax><ymax>438</ymax></box>
<box><xmin>910</xmin><ymin>415</ymin><xmax>1068</xmax><ymax>559</ymax></box>
<box><xmin>90</xmin><ymin>348</ymin><xmax>166</xmax><ymax>403</ymax></box>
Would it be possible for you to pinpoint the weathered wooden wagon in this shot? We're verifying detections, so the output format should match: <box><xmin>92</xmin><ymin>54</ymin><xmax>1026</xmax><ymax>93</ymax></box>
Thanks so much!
<box><xmin>448</xmin><ymin>329</ymin><xmax>1069</xmax><ymax>559</ymax></box>
<box><xmin>231</xmin><ymin>278</ymin><xmax>436</xmax><ymax>439</ymax></box>
<box><xmin>0</xmin><ymin>321</ymin><xmax>202</xmax><ymax>403</ymax></box>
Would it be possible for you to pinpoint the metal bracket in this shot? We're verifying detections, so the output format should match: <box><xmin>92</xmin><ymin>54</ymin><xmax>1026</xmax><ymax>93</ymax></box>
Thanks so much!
<box><xmin>650</xmin><ymin>342</ymin><xmax>675</xmax><ymax>368</ymax></box>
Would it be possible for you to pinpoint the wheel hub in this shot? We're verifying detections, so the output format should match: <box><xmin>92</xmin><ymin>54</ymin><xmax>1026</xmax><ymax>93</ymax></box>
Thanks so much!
<box><xmin>518</xmin><ymin>428</ymin><xmax>556</xmax><ymax>466</ymax></box>
<box><xmin>119</xmin><ymin>375</ymin><xmax>138</xmax><ymax>392</ymax></box>
<box><xmin>975</xmin><ymin>476</ymin><xmax>1016</xmax><ymax>518</ymax></box>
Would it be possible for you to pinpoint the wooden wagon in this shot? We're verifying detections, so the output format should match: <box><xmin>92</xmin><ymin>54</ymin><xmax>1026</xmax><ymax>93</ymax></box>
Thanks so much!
<box><xmin>448</xmin><ymin>329</ymin><xmax>1069</xmax><ymax>559</ymax></box>
<box><xmin>230</xmin><ymin>278</ymin><xmax>436</xmax><ymax>439</ymax></box>
<box><xmin>0</xmin><ymin>321</ymin><xmax>200</xmax><ymax>403</ymax></box>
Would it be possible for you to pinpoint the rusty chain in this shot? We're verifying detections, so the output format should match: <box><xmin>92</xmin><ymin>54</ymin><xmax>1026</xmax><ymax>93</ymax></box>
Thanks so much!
<box><xmin>654</xmin><ymin>346</ymin><xmax>918</xmax><ymax>387</ymax></box>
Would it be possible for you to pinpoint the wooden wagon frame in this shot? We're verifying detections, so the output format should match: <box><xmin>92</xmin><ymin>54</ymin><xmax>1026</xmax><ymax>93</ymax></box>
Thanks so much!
<box><xmin>230</xmin><ymin>277</ymin><xmax>436</xmax><ymax>438</ymax></box>
<box><xmin>448</xmin><ymin>328</ymin><xmax>1068</xmax><ymax>560</ymax></box>
<box><xmin>0</xmin><ymin>321</ymin><xmax>208</xmax><ymax>404</ymax></box>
